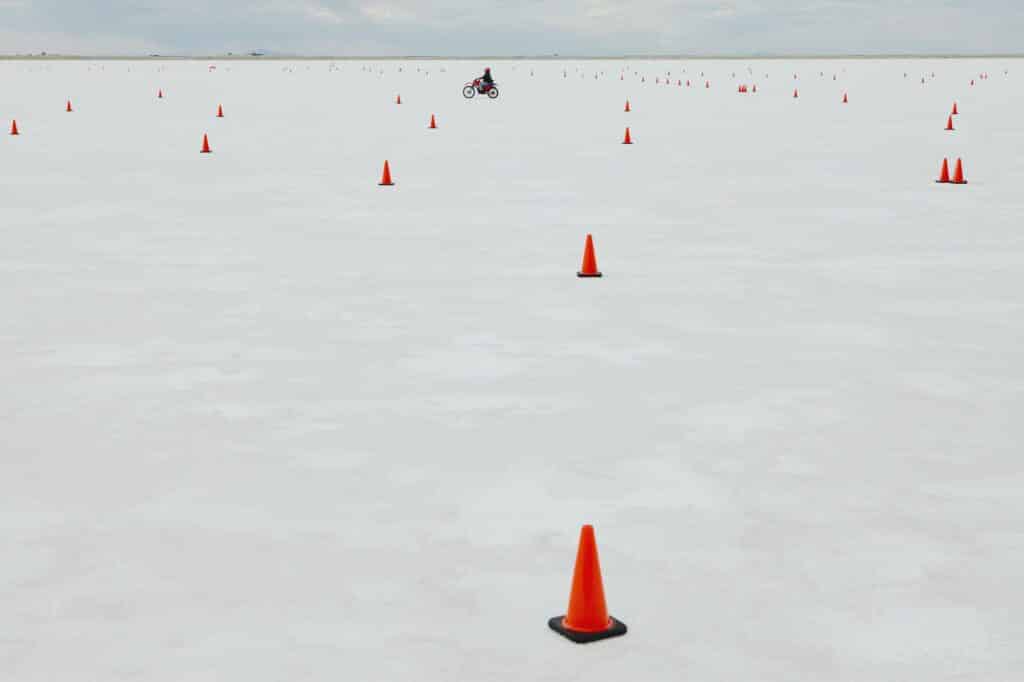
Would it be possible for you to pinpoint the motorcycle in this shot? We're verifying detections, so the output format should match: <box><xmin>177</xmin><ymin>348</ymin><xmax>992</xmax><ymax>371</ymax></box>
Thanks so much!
<box><xmin>463</xmin><ymin>79</ymin><xmax>499</xmax><ymax>99</ymax></box>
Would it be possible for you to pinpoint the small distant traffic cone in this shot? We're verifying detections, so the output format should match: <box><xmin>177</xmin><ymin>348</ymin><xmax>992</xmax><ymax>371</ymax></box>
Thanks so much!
<box><xmin>752</xmin><ymin>84</ymin><xmax>757</xmax><ymax>93</ymax></box>
<box><xmin>793</xmin><ymin>89</ymin><xmax>799</xmax><ymax>98</ymax></box>
<box><xmin>158</xmin><ymin>89</ymin><xmax>163</xmax><ymax>99</ymax></box>
<box><xmin>624</xmin><ymin>99</ymin><xmax>631</xmax><ymax>112</ymax></box>
<box><xmin>577</xmin><ymin>235</ymin><xmax>602</xmax><ymax>278</ymax></box>
<box><xmin>378</xmin><ymin>160</ymin><xmax>394</xmax><ymax>186</ymax></box>
<box><xmin>945</xmin><ymin>115</ymin><xmax>954</xmax><ymax>131</ymax></box>
<box><xmin>951</xmin><ymin>158</ymin><xmax>967</xmax><ymax>185</ymax></box>
<box><xmin>217</xmin><ymin>104</ymin><xmax>224</xmax><ymax>118</ymax></box>
<box><xmin>622</xmin><ymin>127</ymin><xmax>632</xmax><ymax>145</ymax></box>
<box><xmin>66</xmin><ymin>100</ymin><xmax>73</xmax><ymax>112</ymax></box>
<box><xmin>705</xmin><ymin>80</ymin><xmax>710</xmax><ymax>88</ymax></box>
<box><xmin>843</xmin><ymin>93</ymin><xmax>848</xmax><ymax>103</ymax></box>
<box><xmin>396</xmin><ymin>94</ymin><xmax>402</xmax><ymax>104</ymax></box>
<box><xmin>200</xmin><ymin>134</ymin><xmax>211</xmax><ymax>153</ymax></box>
<box><xmin>10</xmin><ymin>120</ymin><xmax>18</xmax><ymax>135</ymax></box>
<box><xmin>936</xmin><ymin>158</ymin><xmax>950</xmax><ymax>183</ymax></box>
<box><xmin>548</xmin><ymin>525</ymin><xmax>625</xmax><ymax>642</ymax></box>
<box><xmin>429</xmin><ymin>114</ymin><xmax>437</xmax><ymax>129</ymax></box>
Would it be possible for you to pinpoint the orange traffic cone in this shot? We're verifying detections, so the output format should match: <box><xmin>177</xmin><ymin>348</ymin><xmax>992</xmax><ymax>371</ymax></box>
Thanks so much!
<box><xmin>936</xmin><ymin>158</ymin><xmax>950</xmax><ymax>183</ymax></box>
<box><xmin>793</xmin><ymin>89</ymin><xmax>799</xmax><ymax>98</ymax></box>
<box><xmin>952</xmin><ymin>101</ymin><xmax>958</xmax><ymax>115</ymax></box>
<box><xmin>217</xmin><ymin>104</ymin><xmax>224</xmax><ymax>118</ymax></box>
<box><xmin>200</xmin><ymin>134</ymin><xmax>211</xmax><ymax>153</ymax></box>
<box><xmin>945</xmin><ymin>115</ymin><xmax>954</xmax><ymax>131</ymax></box>
<box><xmin>752</xmin><ymin>84</ymin><xmax>757</xmax><ymax>93</ymax></box>
<box><xmin>378</xmin><ymin>160</ymin><xmax>394</xmax><ymax>186</ymax></box>
<box><xmin>577</xmin><ymin>235</ymin><xmax>602</xmax><ymax>278</ymax></box>
<box><xmin>158</xmin><ymin>89</ymin><xmax>163</xmax><ymax>99</ymax></box>
<box><xmin>396</xmin><ymin>94</ymin><xmax>402</xmax><ymax>104</ymax></box>
<box><xmin>10</xmin><ymin>119</ymin><xmax>18</xmax><ymax>135</ymax></box>
<box><xmin>952</xmin><ymin>158</ymin><xmax>967</xmax><ymax>185</ymax></box>
<box><xmin>705</xmin><ymin>80</ymin><xmax>710</xmax><ymax>88</ymax></box>
<box><xmin>548</xmin><ymin>525</ymin><xmax>626</xmax><ymax>643</ymax></box>
<box><xmin>624</xmin><ymin>99</ymin><xmax>631</xmax><ymax>112</ymax></box>
<box><xmin>843</xmin><ymin>93</ymin><xmax>848</xmax><ymax>103</ymax></box>
<box><xmin>622</xmin><ymin>127</ymin><xmax>632</xmax><ymax>145</ymax></box>
<box><xmin>429</xmin><ymin>114</ymin><xmax>437</xmax><ymax>129</ymax></box>
<box><xmin>66</xmin><ymin>100</ymin><xmax>73</xmax><ymax>112</ymax></box>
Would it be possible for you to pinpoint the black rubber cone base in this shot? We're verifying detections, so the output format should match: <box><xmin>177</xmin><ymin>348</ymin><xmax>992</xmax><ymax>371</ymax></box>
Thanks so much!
<box><xmin>577</xmin><ymin>272</ymin><xmax>603</xmax><ymax>278</ymax></box>
<box><xmin>548</xmin><ymin>616</ymin><xmax>627</xmax><ymax>643</ymax></box>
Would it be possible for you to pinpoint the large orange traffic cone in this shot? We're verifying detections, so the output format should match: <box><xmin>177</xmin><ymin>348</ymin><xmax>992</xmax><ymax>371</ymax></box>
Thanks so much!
<box><xmin>936</xmin><ymin>158</ymin><xmax>950</xmax><ymax>183</ymax></box>
<box><xmin>200</xmin><ymin>134</ymin><xmax>211</xmax><ymax>153</ymax></box>
<box><xmin>10</xmin><ymin>120</ymin><xmax>18</xmax><ymax>135</ymax></box>
<box><xmin>945</xmin><ymin>115</ymin><xmax>954</xmax><ymax>131</ymax></box>
<box><xmin>429</xmin><ymin>114</ymin><xmax>437</xmax><ymax>129</ymax></box>
<box><xmin>548</xmin><ymin>525</ymin><xmax>626</xmax><ymax>643</ymax></box>
<box><xmin>378</xmin><ymin>160</ymin><xmax>394</xmax><ymax>186</ymax></box>
<box><xmin>217</xmin><ymin>104</ymin><xmax>224</xmax><ymax>118</ymax></box>
<box><xmin>396</xmin><ymin>94</ymin><xmax>402</xmax><ymax>104</ymax></box>
<box><xmin>952</xmin><ymin>101</ymin><xmax>958</xmax><ymax>115</ymax></box>
<box><xmin>952</xmin><ymin>158</ymin><xmax>967</xmax><ymax>185</ymax></box>
<box><xmin>622</xmin><ymin>127</ymin><xmax>632</xmax><ymax>145</ymax></box>
<box><xmin>66</xmin><ymin>100</ymin><xmax>73</xmax><ymax>112</ymax></box>
<box><xmin>577</xmin><ymin>234</ymin><xmax>602</xmax><ymax>278</ymax></box>
<box><xmin>624</xmin><ymin>99</ymin><xmax>631</xmax><ymax>112</ymax></box>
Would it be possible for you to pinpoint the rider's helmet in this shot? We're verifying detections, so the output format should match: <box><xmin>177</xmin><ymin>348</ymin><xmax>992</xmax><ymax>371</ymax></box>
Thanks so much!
<box><xmin>485</xmin><ymin>67</ymin><xmax>491</xmax><ymax>74</ymax></box>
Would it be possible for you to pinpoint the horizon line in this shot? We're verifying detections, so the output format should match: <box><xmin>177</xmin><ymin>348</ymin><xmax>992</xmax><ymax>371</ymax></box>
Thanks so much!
<box><xmin>2</xmin><ymin>53</ymin><xmax>1023</xmax><ymax>61</ymax></box>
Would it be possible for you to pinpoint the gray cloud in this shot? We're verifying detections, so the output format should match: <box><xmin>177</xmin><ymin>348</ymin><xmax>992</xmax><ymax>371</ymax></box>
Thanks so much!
<box><xmin>2</xmin><ymin>0</ymin><xmax>1022</xmax><ymax>55</ymax></box>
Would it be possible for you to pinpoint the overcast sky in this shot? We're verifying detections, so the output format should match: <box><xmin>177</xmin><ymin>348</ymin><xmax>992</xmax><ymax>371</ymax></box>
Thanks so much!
<box><xmin>1</xmin><ymin>0</ymin><xmax>1022</xmax><ymax>56</ymax></box>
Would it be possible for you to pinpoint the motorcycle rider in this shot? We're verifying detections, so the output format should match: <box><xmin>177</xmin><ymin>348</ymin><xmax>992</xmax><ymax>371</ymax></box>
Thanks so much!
<box><xmin>478</xmin><ymin>67</ymin><xmax>494</xmax><ymax>91</ymax></box>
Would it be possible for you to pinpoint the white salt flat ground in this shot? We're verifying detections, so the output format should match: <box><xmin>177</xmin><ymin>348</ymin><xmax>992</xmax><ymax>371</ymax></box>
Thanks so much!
<box><xmin>2</xmin><ymin>57</ymin><xmax>1023</xmax><ymax>681</ymax></box>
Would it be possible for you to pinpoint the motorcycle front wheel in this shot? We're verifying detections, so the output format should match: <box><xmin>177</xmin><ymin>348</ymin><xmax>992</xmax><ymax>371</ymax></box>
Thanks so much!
<box><xmin>462</xmin><ymin>86</ymin><xmax>476</xmax><ymax>99</ymax></box>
